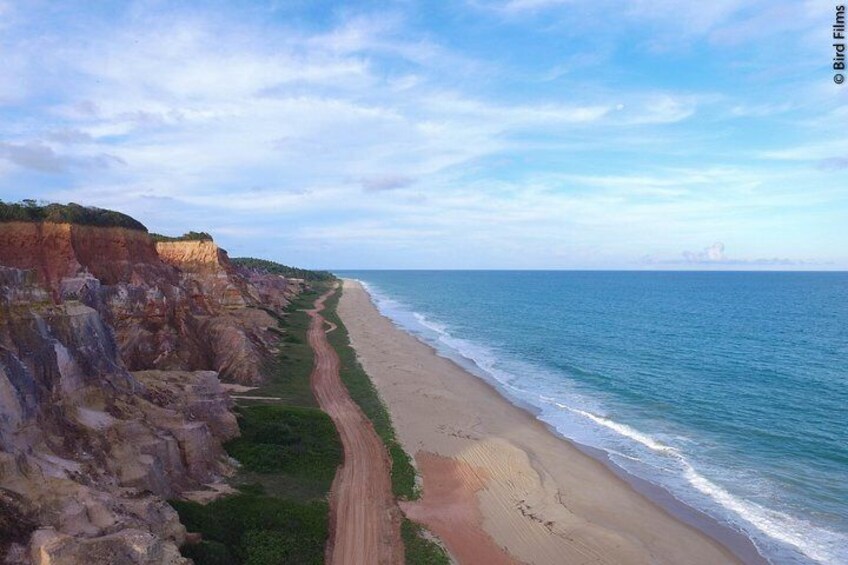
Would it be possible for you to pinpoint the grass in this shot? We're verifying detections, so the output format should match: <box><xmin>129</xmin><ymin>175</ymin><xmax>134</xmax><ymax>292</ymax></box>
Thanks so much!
<box><xmin>171</xmin><ymin>485</ymin><xmax>328</xmax><ymax>565</ymax></box>
<box><xmin>401</xmin><ymin>520</ymin><xmax>452</xmax><ymax>565</ymax></box>
<box><xmin>224</xmin><ymin>404</ymin><xmax>341</xmax><ymax>485</ymax></box>
<box><xmin>247</xmin><ymin>289</ymin><xmax>321</xmax><ymax>407</ymax></box>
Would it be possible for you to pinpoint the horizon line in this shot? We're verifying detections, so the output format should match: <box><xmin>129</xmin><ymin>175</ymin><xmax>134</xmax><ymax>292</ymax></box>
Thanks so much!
<box><xmin>324</xmin><ymin>268</ymin><xmax>848</xmax><ymax>273</ymax></box>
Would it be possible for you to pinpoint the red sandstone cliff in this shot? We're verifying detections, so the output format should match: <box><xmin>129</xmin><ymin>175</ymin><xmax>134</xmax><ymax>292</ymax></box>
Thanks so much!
<box><xmin>0</xmin><ymin>217</ymin><xmax>307</xmax><ymax>563</ymax></box>
<box><xmin>0</xmin><ymin>222</ymin><xmax>174</xmax><ymax>294</ymax></box>
<box><xmin>0</xmin><ymin>222</ymin><xmax>295</xmax><ymax>385</ymax></box>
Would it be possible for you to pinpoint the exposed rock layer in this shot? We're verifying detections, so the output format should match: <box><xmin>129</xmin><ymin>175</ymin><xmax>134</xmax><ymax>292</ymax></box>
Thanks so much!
<box><xmin>0</xmin><ymin>222</ymin><xmax>302</xmax><ymax>384</ymax></box>
<box><xmin>0</xmin><ymin>222</ymin><xmax>304</xmax><ymax>563</ymax></box>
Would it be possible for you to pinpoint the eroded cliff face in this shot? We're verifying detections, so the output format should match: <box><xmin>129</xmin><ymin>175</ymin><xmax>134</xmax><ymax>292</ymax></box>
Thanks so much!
<box><xmin>0</xmin><ymin>267</ymin><xmax>234</xmax><ymax>563</ymax></box>
<box><xmin>0</xmin><ymin>222</ymin><xmax>173</xmax><ymax>295</ymax></box>
<box><xmin>154</xmin><ymin>240</ymin><xmax>286</xmax><ymax>384</ymax></box>
<box><xmin>0</xmin><ymin>223</ymin><xmax>304</xmax><ymax>563</ymax></box>
<box><xmin>0</xmin><ymin>223</ymin><xmax>297</xmax><ymax>385</ymax></box>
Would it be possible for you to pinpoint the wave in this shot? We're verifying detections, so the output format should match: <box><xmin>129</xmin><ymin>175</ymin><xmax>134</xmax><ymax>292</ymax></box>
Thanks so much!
<box><xmin>680</xmin><ymin>463</ymin><xmax>845</xmax><ymax>564</ymax></box>
<box><xmin>545</xmin><ymin>401</ymin><xmax>846</xmax><ymax>564</ymax></box>
<box><xmin>355</xmin><ymin>278</ymin><xmax>847</xmax><ymax>565</ymax></box>
<box><xmin>567</xmin><ymin>406</ymin><xmax>680</xmax><ymax>456</ymax></box>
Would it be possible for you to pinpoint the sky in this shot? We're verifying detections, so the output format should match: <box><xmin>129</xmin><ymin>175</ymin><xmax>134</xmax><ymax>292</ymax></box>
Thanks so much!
<box><xmin>0</xmin><ymin>0</ymin><xmax>846</xmax><ymax>269</ymax></box>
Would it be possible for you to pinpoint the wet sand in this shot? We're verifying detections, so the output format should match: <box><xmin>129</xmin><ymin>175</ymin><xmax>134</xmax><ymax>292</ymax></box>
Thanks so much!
<box><xmin>338</xmin><ymin>279</ymin><xmax>748</xmax><ymax>565</ymax></box>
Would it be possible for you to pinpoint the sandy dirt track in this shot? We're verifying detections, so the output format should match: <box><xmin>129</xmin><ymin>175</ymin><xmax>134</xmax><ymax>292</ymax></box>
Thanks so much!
<box><xmin>306</xmin><ymin>287</ymin><xmax>404</xmax><ymax>565</ymax></box>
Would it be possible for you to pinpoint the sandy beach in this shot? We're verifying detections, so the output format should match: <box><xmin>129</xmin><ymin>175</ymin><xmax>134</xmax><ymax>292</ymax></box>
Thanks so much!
<box><xmin>338</xmin><ymin>279</ymin><xmax>747</xmax><ymax>565</ymax></box>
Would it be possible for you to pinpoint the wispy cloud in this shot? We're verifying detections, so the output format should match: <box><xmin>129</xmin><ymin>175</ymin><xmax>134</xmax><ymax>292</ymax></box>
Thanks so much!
<box><xmin>0</xmin><ymin>1</ymin><xmax>843</xmax><ymax>269</ymax></box>
<box><xmin>0</xmin><ymin>142</ymin><xmax>125</xmax><ymax>174</ymax></box>
<box><xmin>360</xmin><ymin>174</ymin><xmax>416</xmax><ymax>192</ymax></box>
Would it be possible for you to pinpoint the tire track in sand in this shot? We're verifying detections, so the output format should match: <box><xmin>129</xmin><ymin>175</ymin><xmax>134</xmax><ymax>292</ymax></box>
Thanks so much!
<box><xmin>307</xmin><ymin>286</ymin><xmax>404</xmax><ymax>565</ymax></box>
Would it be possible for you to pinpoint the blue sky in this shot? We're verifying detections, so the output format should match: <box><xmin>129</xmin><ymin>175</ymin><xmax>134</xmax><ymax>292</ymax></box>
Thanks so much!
<box><xmin>0</xmin><ymin>0</ymin><xmax>845</xmax><ymax>269</ymax></box>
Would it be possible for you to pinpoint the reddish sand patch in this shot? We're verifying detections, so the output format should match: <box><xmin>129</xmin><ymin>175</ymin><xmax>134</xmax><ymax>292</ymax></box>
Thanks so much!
<box><xmin>401</xmin><ymin>451</ymin><xmax>522</xmax><ymax>565</ymax></box>
<box><xmin>307</xmin><ymin>287</ymin><xmax>404</xmax><ymax>565</ymax></box>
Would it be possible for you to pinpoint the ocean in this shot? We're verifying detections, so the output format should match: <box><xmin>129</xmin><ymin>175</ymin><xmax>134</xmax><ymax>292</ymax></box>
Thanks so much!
<box><xmin>336</xmin><ymin>271</ymin><xmax>847</xmax><ymax>565</ymax></box>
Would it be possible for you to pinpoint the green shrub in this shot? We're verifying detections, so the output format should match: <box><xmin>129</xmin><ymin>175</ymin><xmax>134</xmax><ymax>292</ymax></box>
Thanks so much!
<box><xmin>224</xmin><ymin>405</ymin><xmax>341</xmax><ymax>484</ymax></box>
<box><xmin>171</xmin><ymin>494</ymin><xmax>327</xmax><ymax>565</ymax></box>
<box><xmin>231</xmin><ymin>257</ymin><xmax>335</xmax><ymax>282</ymax></box>
<box><xmin>243</xmin><ymin>529</ymin><xmax>323</xmax><ymax>565</ymax></box>
<box><xmin>248</xmin><ymin>286</ymin><xmax>327</xmax><ymax>407</ymax></box>
<box><xmin>0</xmin><ymin>200</ymin><xmax>147</xmax><ymax>230</ymax></box>
<box><xmin>179</xmin><ymin>540</ymin><xmax>234</xmax><ymax>565</ymax></box>
<box><xmin>149</xmin><ymin>231</ymin><xmax>213</xmax><ymax>242</ymax></box>
<box><xmin>402</xmin><ymin>519</ymin><xmax>451</xmax><ymax>565</ymax></box>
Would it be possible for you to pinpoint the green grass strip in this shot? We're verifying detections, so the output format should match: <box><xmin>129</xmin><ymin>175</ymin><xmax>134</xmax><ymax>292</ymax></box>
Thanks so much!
<box><xmin>172</xmin><ymin>489</ymin><xmax>328</xmax><ymax>565</ymax></box>
<box><xmin>321</xmin><ymin>288</ymin><xmax>418</xmax><ymax>500</ymax></box>
<box><xmin>224</xmin><ymin>404</ymin><xmax>341</xmax><ymax>485</ymax></box>
<box><xmin>171</xmin><ymin>284</ymin><xmax>343</xmax><ymax>564</ymax></box>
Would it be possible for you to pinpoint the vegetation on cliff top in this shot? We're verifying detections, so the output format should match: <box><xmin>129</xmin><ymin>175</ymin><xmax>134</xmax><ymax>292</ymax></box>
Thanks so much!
<box><xmin>150</xmin><ymin>231</ymin><xmax>214</xmax><ymax>242</ymax></box>
<box><xmin>0</xmin><ymin>200</ymin><xmax>147</xmax><ymax>231</ymax></box>
<box><xmin>231</xmin><ymin>257</ymin><xmax>335</xmax><ymax>282</ymax></box>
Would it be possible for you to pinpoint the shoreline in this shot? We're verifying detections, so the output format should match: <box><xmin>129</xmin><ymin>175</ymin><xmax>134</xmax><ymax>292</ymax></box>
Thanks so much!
<box><xmin>426</xmin><ymin>347</ymin><xmax>767</xmax><ymax>565</ymax></box>
<box><xmin>338</xmin><ymin>279</ymin><xmax>765</xmax><ymax>565</ymax></box>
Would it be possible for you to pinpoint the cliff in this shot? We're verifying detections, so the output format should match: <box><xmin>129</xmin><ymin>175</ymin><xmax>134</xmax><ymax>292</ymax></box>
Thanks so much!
<box><xmin>0</xmin><ymin>267</ymin><xmax>234</xmax><ymax>563</ymax></box>
<box><xmin>0</xmin><ymin>222</ymin><xmax>172</xmax><ymax>296</ymax></box>
<box><xmin>156</xmin><ymin>240</ymin><xmax>250</xmax><ymax>309</ymax></box>
<box><xmin>0</xmin><ymin>222</ymin><xmax>298</xmax><ymax>385</ymax></box>
<box><xmin>0</xmin><ymin>212</ymin><xmax>311</xmax><ymax>563</ymax></box>
<box><xmin>153</xmin><ymin>239</ymin><xmax>290</xmax><ymax>384</ymax></box>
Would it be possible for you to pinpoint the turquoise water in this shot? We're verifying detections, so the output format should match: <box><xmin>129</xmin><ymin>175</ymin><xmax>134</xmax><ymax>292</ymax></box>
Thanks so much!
<box><xmin>337</xmin><ymin>271</ymin><xmax>848</xmax><ymax>565</ymax></box>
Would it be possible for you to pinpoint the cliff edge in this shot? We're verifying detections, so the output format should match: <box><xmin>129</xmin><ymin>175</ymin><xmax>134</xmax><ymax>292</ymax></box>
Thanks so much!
<box><xmin>0</xmin><ymin>204</ymin><xmax>313</xmax><ymax>564</ymax></box>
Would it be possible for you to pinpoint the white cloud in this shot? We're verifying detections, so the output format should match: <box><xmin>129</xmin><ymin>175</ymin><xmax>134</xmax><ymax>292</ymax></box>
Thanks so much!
<box><xmin>0</xmin><ymin>2</ymin><xmax>844</xmax><ymax>269</ymax></box>
<box><xmin>758</xmin><ymin>139</ymin><xmax>848</xmax><ymax>162</ymax></box>
<box><xmin>645</xmin><ymin>242</ymin><xmax>822</xmax><ymax>267</ymax></box>
<box><xmin>686</xmin><ymin>242</ymin><xmax>726</xmax><ymax>263</ymax></box>
<box><xmin>0</xmin><ymin>141</ymin><xmax>125</xmax><ymax>174</ymax></box>
<box><xmin>0</xmin><ymin>5</ymin><xmax>706</xmax><ymax>198</ymax></box>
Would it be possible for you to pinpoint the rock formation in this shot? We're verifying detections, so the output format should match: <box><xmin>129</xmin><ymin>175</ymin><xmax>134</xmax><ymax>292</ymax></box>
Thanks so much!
<box><xmin>0</xmin><ymin>222</ymin><xmax>301</xmax><ymax>385</ymax></box>
<box><xmin>0</xmin><ymin>215</ymin><xmax>306</xmax><ymax>564</ymax></box>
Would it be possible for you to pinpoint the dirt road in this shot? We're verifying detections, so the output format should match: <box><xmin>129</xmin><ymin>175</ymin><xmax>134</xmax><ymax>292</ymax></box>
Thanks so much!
<box><xmin>306</xmin><ymin>287</ymin><xmax>404</xmax><ymax>565</ymax></box>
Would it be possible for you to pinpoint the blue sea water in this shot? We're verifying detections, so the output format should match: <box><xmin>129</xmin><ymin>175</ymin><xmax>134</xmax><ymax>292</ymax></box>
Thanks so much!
<box><xmin>336</xmin><ymin>271</ymin><xmax>848</xmax><ymax>565</ymax></box>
